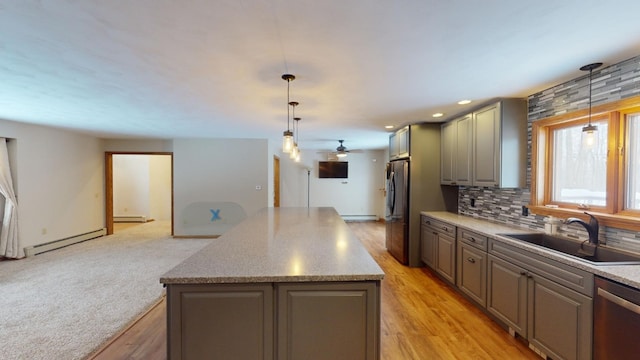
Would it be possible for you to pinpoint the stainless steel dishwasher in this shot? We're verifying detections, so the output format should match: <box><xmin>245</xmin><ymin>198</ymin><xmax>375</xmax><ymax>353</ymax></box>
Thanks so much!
<box><xmin>594</xmin><ymin>276</ymin><xmax>640</xmax><ymax>359</ymax></box>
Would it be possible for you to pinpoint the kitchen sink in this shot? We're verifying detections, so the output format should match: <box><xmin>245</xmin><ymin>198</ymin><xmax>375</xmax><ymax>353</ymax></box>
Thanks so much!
<box><xmin>498</xmin><ymin>233</ymin><xmax>640</xmax><ymax>265</ymax></box>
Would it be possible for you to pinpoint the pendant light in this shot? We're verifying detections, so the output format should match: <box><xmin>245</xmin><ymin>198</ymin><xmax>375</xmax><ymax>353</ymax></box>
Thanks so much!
<box><xmin>289</xmin><ymin>101</ymin><xmax>299</xmax><ymax>159</ymax></box>
<box><xmin>294</xmin><ymin>117</ymin><xmax>301</xmax><ymax>162</ymax></box>
<box><xmin>580</xmin><ymin>62</ymin><xmax>602</xmax><ymax>149</ymax></box>
<box><xmin>282</xmin><ymin>74</ymin><xmax>295</xmax><ymax>153</ymax></box>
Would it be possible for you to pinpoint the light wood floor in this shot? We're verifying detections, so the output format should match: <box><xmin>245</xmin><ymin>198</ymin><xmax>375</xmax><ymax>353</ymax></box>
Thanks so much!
<box><xmin>89</xmin><ymin>221</ymin><xmax>539</xmax><ymax>360</ymax></box>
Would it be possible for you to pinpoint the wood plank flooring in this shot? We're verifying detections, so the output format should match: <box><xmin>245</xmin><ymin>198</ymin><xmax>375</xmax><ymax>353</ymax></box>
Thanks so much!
<box><xmin>89</xmin><ymin>221</ymin><xmax>539</xmax><ymax>359</ymax></box>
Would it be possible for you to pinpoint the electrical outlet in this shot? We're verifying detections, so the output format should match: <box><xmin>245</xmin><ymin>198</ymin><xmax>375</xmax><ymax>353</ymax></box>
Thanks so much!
<box><xmin>470</xmin><ymin>198</ymin><xmax>476</xmax><ymax>207</ymax></box>
<box><xmin>522</xmin><ymin>206</ymin><xmax>529</xmax><ymax>216</ymax></box>
<box><xmin>41</xmin><ymin>228</ymin><xmax>47</xmax><ymax>235</ymax></box>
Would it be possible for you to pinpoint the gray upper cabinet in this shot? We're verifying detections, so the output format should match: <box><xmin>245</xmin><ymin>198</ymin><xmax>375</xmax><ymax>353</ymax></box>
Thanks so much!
<box><xmin>389</xmin><ymin>126</ymin><xmax>410</xmax><ymax>160</ymax></box>
<box><xmin>440</xmin><ymin>99</ymin><xmax>526</xmax><ymax>188</ymax></box>
<box><xmin>440</xmin><ymin>121</ymin><xmax>455</xmax><ymax>184</ymax></box>
<box><xmin>441</xmin><ymin>114</ymin><xmax>472</xmax><ymax>185</ymax></box>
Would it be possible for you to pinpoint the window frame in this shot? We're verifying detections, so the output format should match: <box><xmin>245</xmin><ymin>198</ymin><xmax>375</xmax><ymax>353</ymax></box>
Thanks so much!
<box><xmin>530</xmin><ymin>95</ymin><xmax>640</xmax><ymax>231</ymax></box>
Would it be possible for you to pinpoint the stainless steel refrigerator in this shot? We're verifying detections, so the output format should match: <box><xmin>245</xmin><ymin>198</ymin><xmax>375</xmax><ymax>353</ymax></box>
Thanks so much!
<box><xmin>385</xmin><ymin>159</ymin><xmax>409</xmax><ymax>264</ymax></box>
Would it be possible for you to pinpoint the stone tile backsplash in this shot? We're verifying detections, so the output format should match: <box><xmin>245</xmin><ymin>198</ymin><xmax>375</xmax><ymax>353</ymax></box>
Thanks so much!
<box><xmin>459</xmin><ymin>54</ymin><xmax>640</xmax><ymax>254</ymax></box>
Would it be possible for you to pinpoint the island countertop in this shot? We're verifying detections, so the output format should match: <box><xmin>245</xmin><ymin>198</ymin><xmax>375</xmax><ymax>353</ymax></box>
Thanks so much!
<box><xmin>160</xmin><ymin>207</ymin><xmax>385</xmax><ymax>285</ymax></box>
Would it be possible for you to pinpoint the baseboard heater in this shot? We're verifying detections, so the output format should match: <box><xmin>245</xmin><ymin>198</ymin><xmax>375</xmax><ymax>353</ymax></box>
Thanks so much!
<box><xmin>342</xmin><ymin>215</ymin><xmax>378</xmax><ymax>222</ymax></box>
<box><xmin>24</xmin><ymin>228</ymin><xmax>107</xmax><ymax>257</ymax></box>
<box><xmin>113</xmin><ymin>215</ymin><xmax>147</xmax><ymax>223</ymax></box>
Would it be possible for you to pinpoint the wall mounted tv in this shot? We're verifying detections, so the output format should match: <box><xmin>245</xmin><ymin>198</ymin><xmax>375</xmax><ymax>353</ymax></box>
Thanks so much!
<box><xmin>318</xmin><ymin>161</ymin><xmax>348</xmax><ymax>178</ymax></box>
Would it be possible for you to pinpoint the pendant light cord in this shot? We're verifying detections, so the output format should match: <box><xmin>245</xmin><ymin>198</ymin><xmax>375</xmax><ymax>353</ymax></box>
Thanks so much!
<box><xmin>287</xmin><ymin>79</ymin><xmax>291</xmax><ymax>131</ymax></box>
<box><xmin>589</xmin><ymin>69</ymin><xmax>593</xmax><ymax>126</ymax></box>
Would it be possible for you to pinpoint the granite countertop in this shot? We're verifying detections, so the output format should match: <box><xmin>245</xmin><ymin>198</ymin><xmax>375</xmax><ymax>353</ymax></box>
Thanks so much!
<box><xmin>422</xmin><ymin>211</ymin><xmax>640</xmax><ymax>289</ymax></box>
<box><xmin>160</xmin><ymin>207</ymin><xmax>385</xmax><ymax>285</ymax></box>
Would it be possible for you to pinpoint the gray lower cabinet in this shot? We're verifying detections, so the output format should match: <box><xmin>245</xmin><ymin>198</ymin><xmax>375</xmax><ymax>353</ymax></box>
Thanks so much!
<box><xmin>167</xmin><ymin>281</ymin><xmax>380</xmax><ymax>360</ymax></box>
<box><xmin>420</xmin><ymin>215</ymin><xmax>456</xmax><ymax>284</ymax></box>
<box><xmin>487</xmin><ymin>254</ymin><xmax>528</xmax><ymax>336</ymax></box>
<box><xmin>277</xmin><ymin>282</ymin><xmax>379</xmax><ymax>360</ymax></box>
<box><xmin>436</xmin><ymin>233</ymin><xmax>456</xmax><ymax>284</ymax></box>
<box><xmin>167</xmin><ymin>283</ymin><xmax>274</xmax><ymax>360</ymax></box>
<box><xmin>456</xmin><ymin>228</ymin><xmax>488</xmax><ymax>308</ymax></box>
<box><xmin>488</xmin><ymin>239</ymin><xmax>593</xmax><ymax>360</ymax></box>
<box><xmin>420</xmin><ymin>220</ymin><xmax>436</xmax><ymax>268</ymax></box>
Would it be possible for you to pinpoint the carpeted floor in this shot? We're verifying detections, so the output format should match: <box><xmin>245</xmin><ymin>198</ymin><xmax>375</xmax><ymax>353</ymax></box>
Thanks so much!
<box><xmin>0</xmin><ymin>221</ymin><xmax>210</xmax><ymax>360</ymax></box>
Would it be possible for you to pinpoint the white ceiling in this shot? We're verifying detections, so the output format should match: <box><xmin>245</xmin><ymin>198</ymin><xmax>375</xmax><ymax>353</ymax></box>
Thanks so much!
<box><xmin>2</xmin><ymin>1</ymin><xmax>640</xmax><ymax>152</ymax></box>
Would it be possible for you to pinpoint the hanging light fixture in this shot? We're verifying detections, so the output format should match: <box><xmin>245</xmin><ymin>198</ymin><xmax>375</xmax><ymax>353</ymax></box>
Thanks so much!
<box><xmin>336</xmin><ymin>140</ymin><xmax>348</xmax><ymax>158</ymax></box>
<box><xmin>580</xmin><ymin>62</ymin><xmax>602</xmax><ymax>149</ymax></box>
<box><xmin>294</xmin><ymin>117</ymin><xmax>301</xmax><ymax>162</ymax></box>
<box><xmin>282</xmin><ymin>74</ymin><xmax>295</xmax><ymax>153</ymax></box>
<box><xmin>289</xmin><ymin>101</ymin><xmax>299</xmax><ymax>159</ymax></box>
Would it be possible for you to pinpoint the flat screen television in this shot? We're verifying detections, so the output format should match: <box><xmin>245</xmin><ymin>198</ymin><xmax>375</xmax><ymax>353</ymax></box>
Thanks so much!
<box><xmin>318</xmin><ymin>161</ymin><xmax>348</xmax><ymax>178</ymax></box>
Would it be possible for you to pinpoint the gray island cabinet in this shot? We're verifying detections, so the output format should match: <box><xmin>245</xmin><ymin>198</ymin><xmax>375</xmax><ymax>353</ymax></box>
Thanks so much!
<box><xmin>160</xmin><ymin>207</ymin><xmax>384</xmax><ymax>360</ymax></box>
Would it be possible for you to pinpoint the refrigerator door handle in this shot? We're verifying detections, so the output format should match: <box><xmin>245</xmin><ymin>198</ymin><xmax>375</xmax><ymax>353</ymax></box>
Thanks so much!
<box><xmin>388</xmin><ymin>171</ymin><xmax>396</xmax><ymax>216</ymax></box>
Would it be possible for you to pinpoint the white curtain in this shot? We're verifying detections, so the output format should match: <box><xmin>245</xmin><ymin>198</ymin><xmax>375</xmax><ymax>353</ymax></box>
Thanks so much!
<box><xmin>0</xmin><ymin>138</ymin><xmax>21</xmax><ymax>258</ymax></box>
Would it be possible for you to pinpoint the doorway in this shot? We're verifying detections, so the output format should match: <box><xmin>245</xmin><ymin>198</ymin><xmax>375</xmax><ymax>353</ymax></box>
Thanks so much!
<box><xmin>105</xmin><ymin>152</ymin><xmax>173</xmax><ymax>235</ymax></box>
<box><xmin>274</xmin><ymin>156</ymin><xmax>280</xmax><ymax>207</ymax></box>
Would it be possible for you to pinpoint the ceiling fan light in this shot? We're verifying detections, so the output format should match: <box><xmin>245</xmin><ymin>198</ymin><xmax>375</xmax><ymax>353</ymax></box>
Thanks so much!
<box><xmin>336</xmin><ymin>152</ymin><xmax>347</xmax><ymax>158</ymax></box>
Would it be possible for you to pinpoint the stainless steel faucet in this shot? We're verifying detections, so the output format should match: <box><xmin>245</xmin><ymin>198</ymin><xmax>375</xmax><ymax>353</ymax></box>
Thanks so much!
<box><xmin>566</xmin><ymin>212</ymin><xmax>599</xmax><ymax>245</ymax></box>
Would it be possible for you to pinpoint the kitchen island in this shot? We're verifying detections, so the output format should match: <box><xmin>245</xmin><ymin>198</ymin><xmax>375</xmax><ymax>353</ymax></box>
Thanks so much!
<box><xmin>160</xmin><ymin>207</ymin><xmax>384</xmax><ymax>360</ymax></box>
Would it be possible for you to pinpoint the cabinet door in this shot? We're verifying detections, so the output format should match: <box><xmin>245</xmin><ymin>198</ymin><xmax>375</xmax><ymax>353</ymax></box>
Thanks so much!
<box><xmin>457</xmin><ymin>242</ymin><xmax>487</xmax><ymax>307</ymax></box>
<box><xmin>455</xmin><ymin>114</ymin><xmax>473</xmax><ymax>185</ymax></box>
<box><xmin>277</xmin><ymin>282</ymin><xmax>379</xmax><ymax>360</ymax></box>
<box><xmin>528</xmin><ymin>274</ymin><xmax>593</xmax><ymax>360</ymax></box>
<box><xmin>435</xmin><ymin>233</ymin><xmax>456</xmax><ymax>284</ymax></box>
<box><xmin>167</xmin><ymin>284</ymin><xmax>274</xmax><ymax>360</ymax></box>
<box><xmin>421</xmin><ymin>225</ymin><xmax>436</xmax><ymax>268</ymax></box>
<box><xmin>472</xmin><ymin>103</ymin><xmax>500</xmax><ymax>187</ymax></box>
<box><xmin>487</xmin><ymin>254</ymin><xmax>527</xmax><ymax>337</ymax></box>
<box><xmin>440</xmin><ymin>121</ymin><xmax>456</xmax><ymax>184</ymax></box>
<box><xmin>389</xmin><ymin>133</ymin><xmax>398</xmax><ymax>160</ymax></box>
<box><xmin>396</xmin><ymin>126</ymin><xmax>410</xmax><ymax>158</ymax></box>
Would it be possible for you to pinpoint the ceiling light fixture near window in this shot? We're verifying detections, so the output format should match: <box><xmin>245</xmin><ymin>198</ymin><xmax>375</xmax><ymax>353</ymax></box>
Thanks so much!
<box><xmin>432</xmin><ymin>112</ymin><xmax>444</xmax><ymax>118</ymax></box>
<box><xmin>458</xmin><ymin>100</ymin><xmax>472</xmax><ymax>105</ymax></box>
<box><xmin>385</xmin><ymin>125</ymin><xmax>395</xmax><ymax>129</ymax></box>
<box><xmin>282</xmin><ymin>74</ymin><xmax>295</xmax><ymax>153</ymax></box>
<box><xmin>580</xmin><ymin>62</ymin><xmax>603</xmax><ymax>149</ymax></box>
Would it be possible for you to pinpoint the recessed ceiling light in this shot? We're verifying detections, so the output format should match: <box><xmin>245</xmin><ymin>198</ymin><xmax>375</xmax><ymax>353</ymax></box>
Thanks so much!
<box><xmin>458</xmin><ymin>100</ymin><xmax>472</xmax><ymax>105</ymax></box>
<box><xmin>432</xmin><ymin>113</ymin><xmax>444</xmax><ymax>118</ymax></box>
<box><xmin>384</xmin><ymin>125</ymin><xmax>395</xmax><ymax>129</ymax></box>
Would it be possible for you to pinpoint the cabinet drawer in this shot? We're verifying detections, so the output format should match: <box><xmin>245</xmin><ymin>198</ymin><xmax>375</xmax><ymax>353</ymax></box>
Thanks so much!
<box><xmin>421</xmin><ymin>216</ymin><xmax>456</xmax><ymax>237</ymax></box>
<box><xmin>458</xmin><ymin>228</ymin><xmax>488</xmax><ymax>251</ymax></box>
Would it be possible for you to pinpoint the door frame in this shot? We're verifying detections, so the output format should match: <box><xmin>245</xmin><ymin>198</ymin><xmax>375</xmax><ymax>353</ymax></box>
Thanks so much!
<box><xmin>105</xmin><ymin>152</ymin><xmax>174</xmax><ymax>235</ymax></box>
<box><xmin>273</xmin><ymin>155</ymin><xmax>280</xmax><ymax>207</ymax></box>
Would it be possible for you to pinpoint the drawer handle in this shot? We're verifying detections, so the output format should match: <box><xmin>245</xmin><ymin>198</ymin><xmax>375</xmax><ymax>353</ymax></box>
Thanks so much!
<box><xmin>442</xmin><ymin>227</ymin><xmax>448</xmax><ymax>231</ymax></box>
<box><xmin>467</xmin><ymin>257</ymin><xmax>476</xmax><ymax>263</ymax></box>
<box><xmin>470</xmin><ymin>237</ymin><xmax>476</xmax><ymax>242</ymax></box>
<box><xmin>519</xmin><ymin>271</ymin><xmax>527</xmax><ymax>276</ymax></box>
<box><xmin>597</xmin><ymin>288</ymin><xmax>640</xmax><ymax>315</ymax></box>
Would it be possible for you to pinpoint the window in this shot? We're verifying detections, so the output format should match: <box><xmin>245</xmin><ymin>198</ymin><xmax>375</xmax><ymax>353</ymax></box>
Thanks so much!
<box><xmin>551</xmin><ymin>119</ymin><xmax>608</xmax><ymax>207</ymax></box>
<box><xmin>625</xmin><ymin>113</ymin><xmax>640</xmax><ymax>210</ymax></box>
<box><xmin>531</xmin><ymin>96</ymin><xmax>640</xmax><ymax>231</ymax></box>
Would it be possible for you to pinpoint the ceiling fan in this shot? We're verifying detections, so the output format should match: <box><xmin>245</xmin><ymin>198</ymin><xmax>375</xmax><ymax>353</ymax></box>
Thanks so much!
<box><xmin>319</xmin><ymin>140</ymin><xmax>363</xmax><ymax>160</ymax></box>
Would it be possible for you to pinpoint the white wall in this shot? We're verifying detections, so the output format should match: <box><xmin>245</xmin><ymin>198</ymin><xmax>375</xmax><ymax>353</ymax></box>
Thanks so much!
<box><xmin>173</xmin><ymin>138</ymin><xmax>268</xmax><ymax>236</ymax></box>
<box><xmin>280</xmin><ymin>149</ymin><xmax>387</xmax><ymax>219</ymax></box>
<box><xmin>112</xmin><ymin>154</ymin><xmax>171</xmax><ymax>221</ymax></box>
<box><xmin>149</xmin><ymin>155</ymin><xmax>171</xmax><ymax>221</ymax></box>
<box><xmin>113</xmin><ymin>155</ymin><xmax>150</xmax><ymax>218</ymax></box>
<box><xmin>1</xmin><ymin>119</ymin><xmax>105</xmax><ymax>256</ymax></box>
